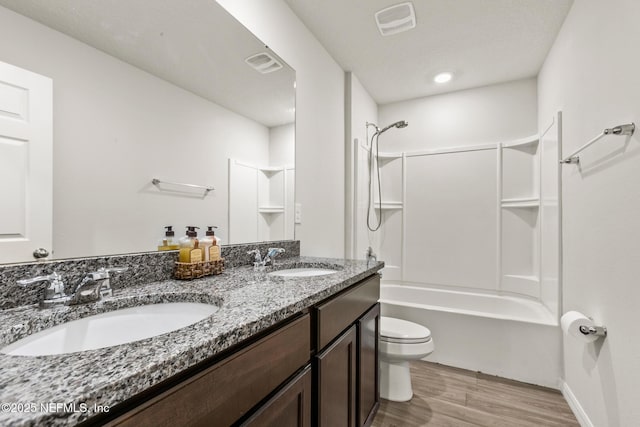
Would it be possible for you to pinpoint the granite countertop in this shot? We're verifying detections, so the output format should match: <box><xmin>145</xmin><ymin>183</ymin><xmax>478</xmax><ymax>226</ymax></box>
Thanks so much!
<box><xmin>0</xmin><ymin>257</ymin><xmax>383</xmax><ymax>426</ymax></box>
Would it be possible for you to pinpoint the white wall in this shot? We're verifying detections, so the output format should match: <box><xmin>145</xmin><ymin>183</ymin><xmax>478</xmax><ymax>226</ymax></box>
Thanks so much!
<box><xmin>269</xmin><ymin>123</ymin><xmax>295</xmax><ymax>166</ymax></box>
<box><xmin>379</xmin><ymin>78</ymin><xmax>538</xmax><ymax>152</ymax></box>
<box><xmin>0</xmin><ymin>6</ymin><xmax>269</xmax><ymax>258</ymax></box>
<box><xmin>539</xmin><ymin>1</ymin><xmax>640</xmax><ymax>426</ymax></box>
<box><xmin>345</xmin><ymin>73</ymin><xmax>378</xmax><ymax>259</ymax></box>
<box><xmin>218</xmin><ymin>0</ymin><xmax>345</xmax><ymax>258</ymax></box>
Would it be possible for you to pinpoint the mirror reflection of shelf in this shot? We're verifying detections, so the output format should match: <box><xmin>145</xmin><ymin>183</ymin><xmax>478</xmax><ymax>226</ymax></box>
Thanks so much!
<box><xmin>501</xmin><ymin>197</ymin><xmax>540</xmax><ymax>208</ymax></box>
<box><xmin>373</xmin><ymin>201</ymin><xmax>403</xmax><ymax>210</ymax></box>
<box><xmin>258</xmin><ymin>206</ymin><xmax>285</xmax><ymax>214</ymax></box>
<box><xmin>228</xmin><ymin>158</ymin><xmax>295</xmax><ymax>243</ymax></box>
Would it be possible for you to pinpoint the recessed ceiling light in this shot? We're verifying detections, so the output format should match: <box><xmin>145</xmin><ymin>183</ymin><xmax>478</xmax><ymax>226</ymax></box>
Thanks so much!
<box><xmin>433</xmin><ymin>72</ymin><xmax>454</xmax><ymax>84</ymax></box>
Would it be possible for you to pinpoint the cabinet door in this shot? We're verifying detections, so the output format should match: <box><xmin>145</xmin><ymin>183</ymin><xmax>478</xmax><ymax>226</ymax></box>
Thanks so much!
<box><xmin>316</xmin><ymin>325</ymin><xmax>357</xmax><ymax>427</ymax></box>
<box><xmin>241</xmin><ymin>366</ymin><xmax>311</xmax><ymax>427</ymax></box>
<box><xmin>358</xmin><ymin>303</ymin><xmax>380</xmax><ymax>427</ymax></box>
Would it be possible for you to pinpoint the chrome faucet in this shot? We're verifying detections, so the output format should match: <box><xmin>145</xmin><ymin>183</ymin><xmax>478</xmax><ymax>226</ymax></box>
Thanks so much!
<box><xmin>17</xmin><ymin>272</ymin><xmax>70</xmax><ymax>308</ymax></box>
<box><xmin>247</xmin><ymin>249</ymin><xmax>263</xmax><ymax>268</ymax></box>
<box><xmin>68</xmin><ymin>267</ymin><xmax>127</xmax><ymax>305</ymax></box>
<box><xmin>263</xmin><ymin>248</ymin><xmax>285</xmax><ymax>267</ymax></box>
<box><xmin>247</xmin><ymin>248</ymin><xmax>286</xmax><ymax>269</ymax></box>
<box><xmin>17</xmin><ymin>267</ymin><xmax>128</xmax><ymax>308</ymax></box>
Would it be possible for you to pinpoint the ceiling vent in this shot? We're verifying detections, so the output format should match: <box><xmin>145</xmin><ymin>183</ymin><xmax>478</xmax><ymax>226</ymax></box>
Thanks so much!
<box><xmin>375</xmin><ymin>2</ymin><xmax>416</xmax><ymax>36</ymax></box>
<box><xmin>245</xmin><ymin>52</ymin><xmax>283</xmax><ymax>74</ymax></box>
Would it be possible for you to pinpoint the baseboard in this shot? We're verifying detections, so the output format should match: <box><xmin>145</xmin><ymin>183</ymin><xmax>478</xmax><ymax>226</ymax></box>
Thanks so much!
<box><xmin>560</xmin><ymin>379</ymin><xmax>594</xmax><ymax>427</ymax></box>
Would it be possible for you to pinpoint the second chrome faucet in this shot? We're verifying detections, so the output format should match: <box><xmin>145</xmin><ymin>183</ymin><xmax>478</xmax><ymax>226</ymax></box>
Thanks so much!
<box><xmin>247</xmin><ymin>248</ymin><xmax>286</xmax><ymax>269</ymax></box>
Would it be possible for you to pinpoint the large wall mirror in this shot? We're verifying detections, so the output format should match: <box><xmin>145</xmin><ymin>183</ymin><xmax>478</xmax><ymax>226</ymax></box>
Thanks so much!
<box><xmin>0</xmin><ymin>0</ymin><xmax>295</xmax><ymax>263</ymax></box>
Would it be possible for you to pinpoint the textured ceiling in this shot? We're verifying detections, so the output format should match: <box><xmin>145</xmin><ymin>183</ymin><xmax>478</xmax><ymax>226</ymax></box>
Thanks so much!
<box><xmin>285</xmin><ymin>0</ymin><xmax>573</xmax><ymax>104</ymax></box>
<box><xmin>0</xmin><ymin>0</ymin><xmax>295</xmax><ymax>127</ymax></box>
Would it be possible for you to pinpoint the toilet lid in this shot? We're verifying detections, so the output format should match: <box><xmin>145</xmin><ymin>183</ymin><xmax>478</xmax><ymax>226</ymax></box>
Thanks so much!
<box><xmin>380</xmin><ymin>317</ymin><xmax>431</xmax><ymax>344</ymax></box>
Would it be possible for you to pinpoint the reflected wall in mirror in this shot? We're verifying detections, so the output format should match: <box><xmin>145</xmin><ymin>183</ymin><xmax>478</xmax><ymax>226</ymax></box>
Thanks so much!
<box><xmin>0</xmin><ymin>0</ymin><xmax>295</xmax><ymax>263</ymax></box>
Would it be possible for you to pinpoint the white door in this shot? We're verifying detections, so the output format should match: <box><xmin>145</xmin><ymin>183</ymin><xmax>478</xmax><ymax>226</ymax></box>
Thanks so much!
<box><xmin>0</xmin><ymin>60</ymin><xmax>52</xmax><ymax>263</ymax></box>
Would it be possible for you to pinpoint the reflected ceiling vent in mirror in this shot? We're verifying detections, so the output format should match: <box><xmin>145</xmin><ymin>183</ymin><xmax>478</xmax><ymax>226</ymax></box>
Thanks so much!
<box><xmin>245</xmin><ymin>52</ymin><xmax>283</xmax><ymax>74</ymax></box>
<box><xmin>375</xmin><ymin>2</ymin><xmax>416</xmax><ymax>36</ymax></box>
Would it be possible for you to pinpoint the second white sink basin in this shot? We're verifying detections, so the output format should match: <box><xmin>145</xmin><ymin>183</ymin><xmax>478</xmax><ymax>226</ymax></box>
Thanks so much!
<box><xmin>268</xmin><ymin>268</ymin><xmax>338</xmax><ymax>278</ymax></box>
<box><xmin>1</xmin><ymin>302</ymin><xmax>219</xmax><ymax>356</ymax></box>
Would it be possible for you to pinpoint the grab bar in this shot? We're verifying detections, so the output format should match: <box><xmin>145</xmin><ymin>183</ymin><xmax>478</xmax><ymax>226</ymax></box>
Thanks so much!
<box><xmin>561</xmin><ymin>123</ymin><xmax>635</xmax><ymax>164</ymax></box>
<box><xmin>151</xmin><ymin>178</ymin><xmax>214</xmax><ymax>196</ymax></box>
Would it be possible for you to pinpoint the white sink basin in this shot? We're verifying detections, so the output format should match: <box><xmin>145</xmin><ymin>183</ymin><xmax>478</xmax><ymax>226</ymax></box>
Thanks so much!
<box><xmin>268</xmin><ymin>268</ymin><xmax>338</xmax><ymax>278</ymax></box>
<box><xmin>1</xmin><ymin>302</ymin><xmax>219</xmax><ymax>356</ymax></box>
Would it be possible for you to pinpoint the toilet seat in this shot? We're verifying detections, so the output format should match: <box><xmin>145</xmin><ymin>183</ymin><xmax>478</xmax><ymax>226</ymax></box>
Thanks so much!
<box><xmin>380</xmin><ymin>317</ymin><xmax>431</xmax><ymax>344</ymax></box>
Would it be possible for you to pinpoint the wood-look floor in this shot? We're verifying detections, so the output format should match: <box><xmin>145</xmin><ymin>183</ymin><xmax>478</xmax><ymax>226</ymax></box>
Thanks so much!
<box><xmin>372</xmin><ymin>361</ymin><xmax>579</xmax><ymax>427</ymax></box>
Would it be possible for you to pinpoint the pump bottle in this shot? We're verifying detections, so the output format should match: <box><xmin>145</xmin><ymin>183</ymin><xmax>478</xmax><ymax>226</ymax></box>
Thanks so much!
<box><xmin>178</xmin><ymin>226</ymin><xmax>200</xmax><ymax>263</ymax></box>
<box><xmin>200</xmin><ymin>226</ymin><xmax>218</xmax><ymax>261</ymax></box>
<box><xmin>158</xmin><ymin>226</ymin><xmax>179</xmax><ymax>251</ymax></box>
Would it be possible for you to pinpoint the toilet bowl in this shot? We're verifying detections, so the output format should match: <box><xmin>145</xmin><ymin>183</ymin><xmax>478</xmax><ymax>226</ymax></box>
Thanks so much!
<box><xmin>379</xmin><ymin>316</ymin><xmax>434</xmax><ymax>402</ymax></box>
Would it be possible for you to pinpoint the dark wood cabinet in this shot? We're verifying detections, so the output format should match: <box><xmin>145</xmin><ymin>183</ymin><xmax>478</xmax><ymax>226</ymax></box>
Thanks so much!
<box><xmin>313</xmin><ymin>274</ymin><xmax>380</xmax><ymax>427</ymax></box>
<box><xmin>95</xmin><ymin>273</ymin><xmax>380</xmax><ymax>427</ymax></box>
<box><xmin>316</xmin><ymin>325</ymin><xmax>357</xmax><ymax>427</ymax></box>
<box><xmin>241</xmin><ymin>365</ymin><xmax>312</xmax><ymax>427</ymax></box>
<box><xmin>358</xmin><ymin>303</ymin><xmax>380</xmax><ymax>427</ymax></box>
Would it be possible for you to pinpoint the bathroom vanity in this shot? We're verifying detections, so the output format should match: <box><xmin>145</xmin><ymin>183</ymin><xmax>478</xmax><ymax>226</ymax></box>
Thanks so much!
<box><xmin>0</xmin><ymin>251</ymin><xmax>382</xmax><ymax>427</ymax></box>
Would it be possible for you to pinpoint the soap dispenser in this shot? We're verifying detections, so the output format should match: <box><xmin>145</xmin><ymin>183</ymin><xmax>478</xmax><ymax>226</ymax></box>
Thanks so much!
<box><xmin>200</xmin><ymin>226</ymin><xmax>217</xmax><ymax>261</ymax></box>
<box><xmin>158</xmin><ymin>226</ymin><xmax>179</xmax><ymax>251</ymax></box>
<box><xmin>179</xmin><ymin>226</ymin><xmax>200</xmax><ymax>263</ymax></box>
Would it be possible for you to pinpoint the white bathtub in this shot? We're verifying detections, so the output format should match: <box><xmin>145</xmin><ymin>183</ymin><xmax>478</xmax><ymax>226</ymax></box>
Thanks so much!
<box><xmin>380</xmin><ymin>282</ymin><xmax>562</xmax><ymax>388</ymax></box>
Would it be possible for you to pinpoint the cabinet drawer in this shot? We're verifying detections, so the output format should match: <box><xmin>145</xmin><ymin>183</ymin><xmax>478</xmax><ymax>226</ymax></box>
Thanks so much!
<box><xmin>315</xmin><ymin>274</ymin><xmax>379</xmax><ymax>350</ymax></box>
<box><xmin>108</xmin><ymin>314</ymin><xmax>310</xmax><ymax>427</ymax></box>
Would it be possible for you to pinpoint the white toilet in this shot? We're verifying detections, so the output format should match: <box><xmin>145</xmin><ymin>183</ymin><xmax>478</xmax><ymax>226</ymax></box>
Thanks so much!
<box><xmin>379</xmin><ymin>316</ymin><xmax>434</xmax><ymax>402</ymax></box>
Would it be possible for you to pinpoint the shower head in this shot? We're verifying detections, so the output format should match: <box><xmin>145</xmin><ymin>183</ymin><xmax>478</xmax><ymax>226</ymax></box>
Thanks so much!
<box><xmin>378</xmin><ymin>120</ymin><xmax>408</xmax><ymax>134</ymax></box>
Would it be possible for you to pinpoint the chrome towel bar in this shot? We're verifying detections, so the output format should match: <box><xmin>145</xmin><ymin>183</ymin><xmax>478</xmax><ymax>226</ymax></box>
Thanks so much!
<box><xmin>561</xmin><ymin>123</ymin><xmax>635</xmax><ymax>164</ymax></box>
<box><xmin>151</xmin><ymin>178</ymin><xmax>215</xmax><ymax>196</ymax></box>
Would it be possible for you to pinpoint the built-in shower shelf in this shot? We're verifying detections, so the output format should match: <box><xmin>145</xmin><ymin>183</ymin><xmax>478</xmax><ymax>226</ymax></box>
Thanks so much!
<box><xmin>258</xmin><ymin>206</ymin><xmax>285</xmax><ymax>214</ymax></box>
<box><xmin>258</xmin><ymin>166</ymin><xmax>284</xmax><ymax>172</ymax></box>
<box><xmin>374</xmin><ymin>201</ymin><xmax>403</xmax><ymax>210</ymax></box>
<box><xmin>377</xmin><ymin>152</ymin><xmax>403</xmax><ymax>160</ymax></box>
<box><xmin>501</xmin><ymin>135</ymin><xmax>539</xmax><ymax>149</ymax></box>
<box><xmin>501</xmin><ymin>197</ymin><xmax>540</xmax><ymax>208</ymax></box>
